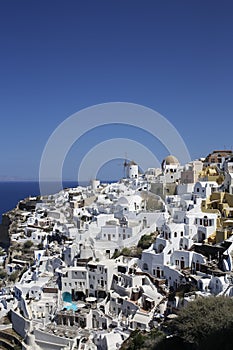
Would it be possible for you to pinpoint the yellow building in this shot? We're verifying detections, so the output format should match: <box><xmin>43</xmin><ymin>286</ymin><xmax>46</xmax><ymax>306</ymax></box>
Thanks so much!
<box><xmin>199</xmin><ymin>166</ymin><xmax>224</xmax><ymax>184</ymax></box>
<box><xmin>202</xmin><ymin>192</ymin><xmax>233</xmax><ymax>243</ymax></box>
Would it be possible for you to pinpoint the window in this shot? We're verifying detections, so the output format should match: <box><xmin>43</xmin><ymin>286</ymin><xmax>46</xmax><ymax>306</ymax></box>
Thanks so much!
<box><xmin>197</xmin><ymin>188</ymin><xmax>199</xmax><ymax>192</ymax></box>
<box><xmin>175</xmin><ymin>260</ymin><xmax>179</xmax><ymax>266</ymax></box>
<box><xmin>174</xmin><ymin>232</ymin><xmax>177</xmax><ymax>237</ymax></box>
<box><xmin>204</xmin><ymin>217</ymin><xmax>208</xmax><ymax>227</ymax></box>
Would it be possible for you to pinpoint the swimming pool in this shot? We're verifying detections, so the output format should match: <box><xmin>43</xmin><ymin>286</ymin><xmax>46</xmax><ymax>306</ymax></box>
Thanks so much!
<box><xmin>64</xmin><ymin>303</ymin><xmax>78</xmax><ymax>311</ymax></box>
<box><xmin>62</xmin><ymin>292</ymin><xmax>78</xmax><ymax>311</ymax></box>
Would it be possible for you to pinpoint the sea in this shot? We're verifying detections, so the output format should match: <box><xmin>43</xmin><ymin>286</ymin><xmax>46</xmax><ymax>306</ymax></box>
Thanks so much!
<box><xmin>0</xmin><ymin>181</ymin><xmax>80</xmax><ymax>223</ymax></box>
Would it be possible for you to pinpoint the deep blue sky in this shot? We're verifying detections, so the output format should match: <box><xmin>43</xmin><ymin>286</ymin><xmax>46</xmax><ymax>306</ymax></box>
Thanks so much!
<box><xmin>0</xmin><ymin>0</ymin><xmax>233</xmax><ymax>181</ymax></box>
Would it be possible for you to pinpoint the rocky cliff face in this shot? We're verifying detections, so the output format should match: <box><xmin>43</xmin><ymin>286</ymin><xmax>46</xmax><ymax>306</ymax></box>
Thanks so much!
<box><xmin>0</xmin><ymin>197</ymin><xmax>37</xmax><ymax>250</ymax></box>
<box><xmin>0</xmin><ymin>212</ymin><xmax>12</xmax><ymax>248</ymax></box>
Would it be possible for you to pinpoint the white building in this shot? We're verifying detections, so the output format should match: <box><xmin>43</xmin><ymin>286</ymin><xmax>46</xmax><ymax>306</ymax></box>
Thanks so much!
<box><xmin>193</xmin><ymin>181</ymin><xmax>218</xmax><ymax>199</ymax></box>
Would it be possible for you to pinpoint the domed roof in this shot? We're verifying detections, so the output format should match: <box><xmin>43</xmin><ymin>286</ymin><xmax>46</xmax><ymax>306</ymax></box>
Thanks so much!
<box><xmin>162</xmin><ymin>154</ymin><xmax>180</xmax><ymax>166</ymax></box>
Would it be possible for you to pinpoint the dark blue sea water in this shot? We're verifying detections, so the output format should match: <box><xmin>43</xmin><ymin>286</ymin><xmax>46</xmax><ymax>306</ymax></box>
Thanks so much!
<box><xmin>0</xmin><ymin>181</ymin><xmax>79</xmax><ymax>223</ymax></box>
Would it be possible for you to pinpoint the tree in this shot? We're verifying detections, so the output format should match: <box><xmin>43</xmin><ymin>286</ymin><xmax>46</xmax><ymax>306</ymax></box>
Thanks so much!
<box><xmin>23</xmin><ymin>240</ymin><xmax>33</xmax><ymax>250</ymax></box>
<box><xmin>169</xmin><ymin>296</ymin><xmax>233</xmax><ymax>350</ymax></box>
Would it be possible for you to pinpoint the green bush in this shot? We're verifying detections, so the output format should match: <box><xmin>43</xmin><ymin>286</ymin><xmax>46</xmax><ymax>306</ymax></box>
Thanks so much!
<box><xmin>137</xmin><ymin>232</ymin><xmax>157</xmax><ymax>250</ymax></box>
<box><xmin>23</xmin><ymin>240</ymin><xmax>33</xmax><ymax>250</ymax></box>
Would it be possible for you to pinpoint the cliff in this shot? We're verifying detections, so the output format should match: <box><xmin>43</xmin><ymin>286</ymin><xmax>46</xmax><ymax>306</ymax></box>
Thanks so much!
<box><xmin>0</xmin><ymin>212</ymin><xmax>12</xmax><ymax>248</ymax></box>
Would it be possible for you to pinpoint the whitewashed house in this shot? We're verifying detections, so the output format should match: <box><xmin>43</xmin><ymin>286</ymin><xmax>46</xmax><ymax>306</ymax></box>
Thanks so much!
<box><xmin>193</xmin><ymin>181</ymin><xmax>218</xmax><ymax>199</ymax></box>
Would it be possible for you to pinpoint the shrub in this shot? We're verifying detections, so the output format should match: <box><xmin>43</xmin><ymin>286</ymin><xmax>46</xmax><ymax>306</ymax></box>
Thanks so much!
<box><xmin>137</xmin><ymin>232</ymin><xmax>157</xmax><ymax>250</ymax></box>
<box><xmin>23</xmin><ymin>240</ymin><xmax>33</xmax><ymax>250</ymax></box>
